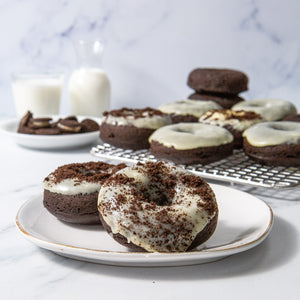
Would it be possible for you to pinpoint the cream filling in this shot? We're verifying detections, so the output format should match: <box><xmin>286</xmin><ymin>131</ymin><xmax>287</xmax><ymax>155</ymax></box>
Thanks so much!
<box><xmin>149</xmin><ymin>123</ymin><xmax>233</xmax><ymax>150</ymax></box>
<box><xmin>243</xmin><ymin>121</ymin><xmax>300</xmax><ymax>147</ymax></box>
<box><xmin>103</xmin><ymin>113</ymin><xmax>172</xmax><ymax>129</ymax></box>
<box><xmin>158</xmin><ymin>99</ymin><xmax>222</xmax><ymax>117</ymax></box>
<box><xmin>98</xmin><ymin>166</ymin><xmax>216</xmax><ymax>252</ymax></box>
<box><xmin>232</xmin><ymin>99</ymin><xmax>297</xmax><ymax>121</ymax></box>
<box><xmin>199</xmin><ymin>111</ymin><xmax>263</xmax><ymax>132</ymax></box>
<box><xmin>43</xmin><ymin>176</ymin><xmax>101</xmax><ymax>195</ymax></box>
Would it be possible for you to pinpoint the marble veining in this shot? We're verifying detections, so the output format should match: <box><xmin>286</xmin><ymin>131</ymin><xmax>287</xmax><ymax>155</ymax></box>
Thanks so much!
<box><xmin>1</xmin><ymin>1</ymin><xmax>300</xmax><ymax>299</ymax></box>
<box><xmin>0</xmin><ymin>0</ymin><xmax>300</xmax><ymax>119</ymax></box>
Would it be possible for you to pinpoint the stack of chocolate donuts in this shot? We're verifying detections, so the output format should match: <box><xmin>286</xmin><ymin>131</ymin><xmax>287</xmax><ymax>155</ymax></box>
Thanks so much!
<box><xmin>100</xmin><ymin>68</ymin><xmax>300</xmax><ymax>167</ymax></box>
<box><xmin>43</xmin><ymin>160</ymin><xmax>219</xmax><ymax>253</ymax></box>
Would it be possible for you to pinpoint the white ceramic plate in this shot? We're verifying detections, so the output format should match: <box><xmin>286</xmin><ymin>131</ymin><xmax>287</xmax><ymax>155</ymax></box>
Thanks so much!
<box><xmin>0</xmin><ymin>116</ymin><xmax>101</xmax><ymax>149</ymax></box>
<box><xmin>15</xmin><ymin>184</ymin><xmax>273</xmax><ymax>267</ymax></box>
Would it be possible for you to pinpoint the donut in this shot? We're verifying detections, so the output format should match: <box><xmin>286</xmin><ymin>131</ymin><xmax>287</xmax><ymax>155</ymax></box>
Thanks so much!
<box><xmin>158</xmin><ymin>99</ymin><xmax>222</xmax><ymax>123</ymax></box>
<box><xmin>187</xmin><ymin>68</ymin><xmax>248</xmax><ymax>94</ymax></box>
<box><xmin>232</xmin><ymin>99</ymin><xmax>297</xmax><ymax>121</ymax></box>
<box><xmin>97</xmin><ymin>161</ymin><xmax>218</xmax><ymax>252</ymax></box>
<box><xmin>149</xmin><ymin>123</ymin><xmax>234</xmax><ymax>164</ymax></box>
<box><xmin>43</xmin><ymin>161</ymin><xmax>126</xmax><ymax>224</ymax></box>
<box><xmin>99</xmin><ymin>107</ymin><xmax>172</xmax><ymax>149</ymax></box>
<box><xmin>282</xmin><ymin>114</ymin><xmax>300</xmax><ymax>122</ymax></box>
<box><xmin>188</xmin><ymin>92</ymin><xmax>245</xmax><ymax>109</ymax></box>
<box><xmin>243</xmin><ymin>122</ymin><xmax>300</xmax><ymax>166</ymax></box>
<box><xmin>199</xmin><ymin>109</ymin><xmax>263</xmax><ymax>148</ymax></box>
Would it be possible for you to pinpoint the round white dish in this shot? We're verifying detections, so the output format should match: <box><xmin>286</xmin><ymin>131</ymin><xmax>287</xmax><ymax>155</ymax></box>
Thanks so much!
<box><xmin>15</xmin><ymin>184</ymin><xmax>273</xmax><ymax>267</ymax></box>
<box><xmin>0</xmin><ymin>116</ymin><xmax>101</xmax><ymax>149</ymax></box>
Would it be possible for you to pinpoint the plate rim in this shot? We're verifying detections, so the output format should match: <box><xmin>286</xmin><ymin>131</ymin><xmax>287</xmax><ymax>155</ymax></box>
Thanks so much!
<box><xmin>15</xmin><ymin>184</ymin><xmax>274</xmax><ymax>259</ymax></box>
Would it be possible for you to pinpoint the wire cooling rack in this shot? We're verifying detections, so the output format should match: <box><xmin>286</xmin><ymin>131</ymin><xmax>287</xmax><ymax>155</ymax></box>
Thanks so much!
<box><xmin>91</xmin><ymin>143</ymin><xmax>300</xmax><ymax>189</ymax></box>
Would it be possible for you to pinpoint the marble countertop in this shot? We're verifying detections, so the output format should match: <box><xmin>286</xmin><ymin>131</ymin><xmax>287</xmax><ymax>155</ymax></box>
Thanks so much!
<box><xmin>1</xmin><ymin>131</ymin><xmax>300</xmax><ymax>300</ymax></box>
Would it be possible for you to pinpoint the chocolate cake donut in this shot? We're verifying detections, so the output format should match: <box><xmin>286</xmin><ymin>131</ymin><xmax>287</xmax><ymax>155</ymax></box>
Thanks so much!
<box><xmin>243</xmin><ymin>122</ymin><xmax>300</xmax><ymax>166</ymax></box>
<box><xmin>188</xmin><ymin>92</ymin><xmax>245</xmax><ymax>109</ymax></box>
<box><xmin>199</xmin><ymin>109</ymin><xmax>263</xmax><ymax>148</ymax></box>
<box><xmin>232</xmin><ymin>99</ymin><xmax>297</xmax><ymax>121</ymax></box>
<box><xmin>43</xmin><ymin>161</ymin><xmax>126</xmax><ymax>224</ymax></box>
<box><xmin>149</xmin><ymin>123</ymin><xmax>234</xmax><ymax>164</ymax></box>
<box><xmin>97</xmin><ymin>162</ymin><xmax>218</xmax><ymax>252</ymax></box>
<box><xmin>99</xmin><ymin>107</ymin><xmax>172</xmax><ymax>149</ymax></box>
<box><xmin>187</xmin><ymin>68</ymin><xmax>248</xmax><ymax>94</ymax></box>
<box><xmin>282</xmin><ymin>114</ymin><xmax>300</xmax><ymax>122</ymax></box>
<box><xmin>158</xmin><ymin>99</ymin><xmax>221</xmax><ymax>123</ymax></box>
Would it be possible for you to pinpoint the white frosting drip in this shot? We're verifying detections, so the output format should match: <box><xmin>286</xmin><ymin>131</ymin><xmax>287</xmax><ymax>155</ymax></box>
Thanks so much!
<box><xmin>43</xmin><ymin>175</ymin><xmax>101</xmax><ymax>195</ymax></box>
<box><xmin>103</xmin><ymin>112</ymin><xmax>172</xmax><ymax>129</ymax></box>
<box><xmin>199</xmin><ymin>110</ymin><xmax>263</xmax><ymax>132</ymax></box>
<box><xmin>158</xmin><ymin>99</ymin><xmax>222</xmax><ymax>117</ymax></box>
<box><xmin>243</xmin><ymin>121</ymin><xmax>300</xmax><ymax>147</ymax></box>
<box><xmin>149</xmin><ymin>123</ymin><xmax>233</xmax><ymax>150</ymax></box>
<box><xmin>98</xmin><ymin>164</ymin><xmax>217</xmax><ymax>252</ymax></box>
<box><xmin>232</xmin><ymin>99</ymin><xmax>297</xmax><ymax>121</ymax></box>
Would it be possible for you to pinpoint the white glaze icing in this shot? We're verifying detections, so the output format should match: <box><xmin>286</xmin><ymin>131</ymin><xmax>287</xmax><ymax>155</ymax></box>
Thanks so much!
<box><xmin>103</xmin><ymin>110</ymin><xmax>172</xmax><ymax>129</ymax></box>
<box><xmin>199</xmin><ymin>110</ymin><xmax>263</xmax><ymax>132</ymax></box>
<box><xmin>43</xmin><ymin>176</ymin><xmax>101</xmax><ymax>195</ymax></box>
<box><xmin>232</xmin><ymin>99</ymin><xmax>297</xmax><ymax>121</ymax></box>
<box><xmin>149</xmin><ymin>123</ymin><xmax>233</xmax><ymax>150</ymax></box>
<box><xmin>97</xmin><ymin>163</ymin><xmax>217</xmax><ymax>252</ymax></box>
<box><xmin>243</xmin><ymin>121</ymin><xmax>300</xmax><ymax>147</ymax></box>
<box><xmin>158</xmin><ymin>99</ymin><xmax>222</xmax><ymax>117</ymax></box>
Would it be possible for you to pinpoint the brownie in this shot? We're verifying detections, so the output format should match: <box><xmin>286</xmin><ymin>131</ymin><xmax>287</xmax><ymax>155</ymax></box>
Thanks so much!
<box><xmin>187</xmin><ymin>68</ymin><xmax>248</xmax><ymax>94</ymax></box>
<box><xmin>188</xmin><ymin>92</ymin><xmax>245</xmax><ymax>109</ymax></box>
<box><xmin>243</xmin><ymin>138</ymin><xmax>300</xmax><ymax>166</ymax></box>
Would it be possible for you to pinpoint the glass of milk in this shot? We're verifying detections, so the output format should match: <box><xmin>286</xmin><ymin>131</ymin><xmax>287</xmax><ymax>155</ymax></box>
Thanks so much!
<box><xmin>12</xmin><ymin>73</ymin><xmax>64</xmax><ymax>117</ymax></box>
<box><xmin>68</xmin><ymin>39</ymin><xmax>110</xmax><ymax>117</ymax></box>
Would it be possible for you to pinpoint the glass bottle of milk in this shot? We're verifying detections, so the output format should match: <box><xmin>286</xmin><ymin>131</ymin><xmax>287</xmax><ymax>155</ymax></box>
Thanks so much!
<box><xmin>68</xmin><ymin>40</ymin><xmax>110</xmax><ymax>117</ymax></box>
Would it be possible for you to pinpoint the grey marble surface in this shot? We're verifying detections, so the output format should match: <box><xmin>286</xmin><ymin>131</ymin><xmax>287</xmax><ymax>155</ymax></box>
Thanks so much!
<box><xmin>1</xmin><ymin>1</ymin><xmax>300</xmax><ymax>299</ymax></box>
<box><xmin>1</xmin><ymin>0</ymin><xmax>300</xmax><ymax>118</ymax></box>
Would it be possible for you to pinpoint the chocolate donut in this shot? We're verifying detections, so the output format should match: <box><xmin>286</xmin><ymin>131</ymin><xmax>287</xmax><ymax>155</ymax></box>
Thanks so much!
<box><xmin>232</xmin><ymin>99</ymin><xmax>297</xmax><ymax>121</ymax></box>
<box><xmin>158</xmin><ymin>99</ymin><xmax>222</xmax><ymax>123</ymax></box>
<box><xmin>199</xmin><ymin>109</ymin><xmax>263</xmax><ymax>148</ymax></box>
<box><xmin>282</xmin><ymin>114</ymin><xmax>300</xmax><ymax>122</ymax></box>
<box><xmin>187</xmin><ymin>68</ymin><xmax>248</xmax><ymax>94</ymax></box>
<box><xmin>243</xmin><ymin>122</ymin><xmax>300</xmax><ymax>166</ymax></box>
<box><xmin>188</xmin><ymin>92</ymin><xmax>245</xmax><ymax>109</ymax></box>
<box><xmin>149</xmin><ymin>123</ymin><xmax>234</xmax><ymax>164</ymax></box>
<box><xmin>97</xmin><ymin>162</ymin><xmax>218</xmax><ymax>252</ymax></box>
<box><xmin>99</xmin><ymin>107</ymin><xmax>172</xmax><ymax>149</ymax></box>
<box><xmin>43</xmin><ymin>161</ymin><xmax>126</xmax><ymax>224</ymax></box>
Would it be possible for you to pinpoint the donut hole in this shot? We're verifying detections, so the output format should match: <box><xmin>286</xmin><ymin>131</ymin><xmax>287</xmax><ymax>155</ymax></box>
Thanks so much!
<box><xmin>137</xmin><ymin>182</ymin><xmax>172</xmax><ymax>206</ymax></box>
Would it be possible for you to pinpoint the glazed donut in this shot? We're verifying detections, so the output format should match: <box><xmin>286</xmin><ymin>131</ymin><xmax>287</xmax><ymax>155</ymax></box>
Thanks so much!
<box><xmin>100</xmin><ymin>107</ymin><xmax>172</xmax><ymax>149</ymax></box>
<box><xmin>158</xmin><ymin>99</ymin><xmax>222</xmax><ymax>123</ymax></box>
<box><xmin>199</xmin><ymin>109</ymin><xmax>263</xmax><ymax>148</ymax></box>
<box><xmin>149</xmin><ymin>123</ymin><xmax>234</xmax><ymax>164</ymax></box>
<box><xmin>43</xmin><ymin>161</ymin><xmax>126</xmax><ymax>224</ymax></box>
<box><xmin>243</xmin><ymin>122</ymin><xmax>300</xmax><ymax>166</ymax></box>
<box><xmin>232</xmin><ymin>99</ymin><xmax>297</xmax><ymax>121</ymax></box>
<box><xmin>97</xmin><ymin>162</ymin><xmax>218</xmax><ymax>252</ymax></box>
